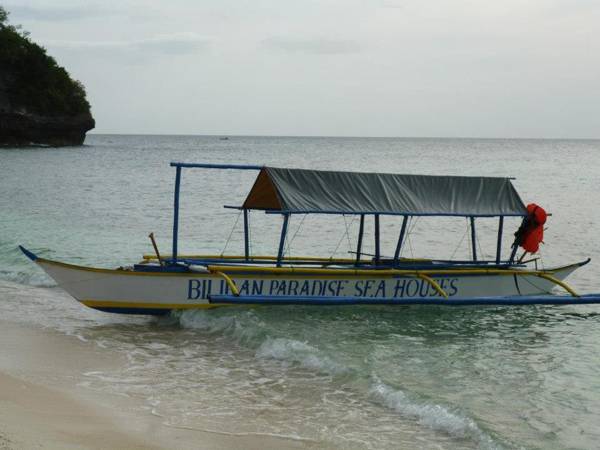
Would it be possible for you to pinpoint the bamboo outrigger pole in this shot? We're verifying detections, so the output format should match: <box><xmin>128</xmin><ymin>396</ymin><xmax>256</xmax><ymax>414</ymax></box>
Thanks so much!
<box><xmin>148</xmin><ymin>233</ymin><xmax>164</xmax><ymax>266</ymax></box>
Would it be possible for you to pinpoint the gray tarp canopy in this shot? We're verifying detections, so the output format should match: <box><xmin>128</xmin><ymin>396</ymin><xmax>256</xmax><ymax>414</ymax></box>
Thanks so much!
<box><xmin>242</xmin><ymin>167</ymin><xmax>527</xmax><ymax>217</ymax></box>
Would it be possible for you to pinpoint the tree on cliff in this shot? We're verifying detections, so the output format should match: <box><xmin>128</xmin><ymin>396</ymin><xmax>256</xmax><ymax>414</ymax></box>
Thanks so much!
<box><xmin>0</xmin><ymin>6</ymin><xmax>91</xmax><ymax>116</ymax></box>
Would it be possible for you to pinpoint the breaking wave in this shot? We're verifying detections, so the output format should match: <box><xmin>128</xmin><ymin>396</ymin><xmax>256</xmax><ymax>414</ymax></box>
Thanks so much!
<box><xmin>370</xmin><ymin>378</ymin><xmax>505</xmax><ymax>449</ymax></box>
<box><xmin>176</xmin><ymin>309</ymin><xmax>505</xmax><ymax>449</ymax></box>
<box><xmin>256</xmin><ymin>337</ymin><xmax>348</xmax><ymax>375</ymax></box>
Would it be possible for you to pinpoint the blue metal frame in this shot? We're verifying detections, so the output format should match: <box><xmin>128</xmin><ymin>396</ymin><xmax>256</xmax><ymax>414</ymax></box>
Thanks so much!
<box><xmin>170</xmin><ymin>162</ymin><xmax>263</xmax><ymax>170</ymax></box>
<box><xmin>470</xmin><ymin>216</ymin><xmax>477</xmax><ymax>261</ymax></box>
<box><xmin>172</xmin><ymin>166</ymin><xmax>182</xmax><ymax>262</ymax></box>
<box><xmin>243</xmin><ymin>209</ymin><xmax>250</xmax><ymax>261</ymax></box>
<box><xmin>168</xmin><ymin>162</ymin><xmax>525</xmax><ymax>268</ymax></box>
<box><xmin>277</xmin><ymin>213</ymin><xmax>290</xmax><ymax>267</ymax></box>
<box><xmin>263</xmin><ymin>209</ymin><xmax>526</xmax><ymax>218</ymax></box>
<box><xmin>355</xmin><ymin>214</ymin><xmax>365</xmax><ymax>266</ymax></box>
<box><xmin>509</xmin><ymin>216</ymin><xmax>526</xmax><ymax>263</ymax></box>
<box><xmin>208</xmin><ymin>293</ymin><xmax>600</xmax><ymax>306</ymax></box>
<box><xmin>496</xmin><ymin>216</ymin><xmax>504</xmax><ymax>264</ymax></box>
<box><xmin>169</xmin><ymin>162</ymin><xmax>263</xmax><ymax>264</ymax></box>
<box><xmin>374</xmin><ymin>214</ymin><xmax>381</xmax><ymax>264</ymax></box>
<box><xmin>393</xmin><ymin>215</ymin><xmax>409</xmax><ymax>265</ymax></box>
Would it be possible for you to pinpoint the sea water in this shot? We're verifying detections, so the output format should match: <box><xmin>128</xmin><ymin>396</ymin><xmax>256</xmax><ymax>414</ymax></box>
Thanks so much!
<box><xmin>1</xmin><ymin>135</ymin><xmax>600</xmax><ymax>449</ymax></box>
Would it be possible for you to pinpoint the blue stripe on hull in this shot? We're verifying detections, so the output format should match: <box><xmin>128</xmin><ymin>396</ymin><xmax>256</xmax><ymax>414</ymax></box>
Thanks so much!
<box><xmin>208</xmin><ymin>294</ymin><xmax>600</xmax><ymax>306</ymax></box>
<box><xmin>92</xmin><ymin>307</ymin><xmax>171</xmax><ymax>316</ymax></box>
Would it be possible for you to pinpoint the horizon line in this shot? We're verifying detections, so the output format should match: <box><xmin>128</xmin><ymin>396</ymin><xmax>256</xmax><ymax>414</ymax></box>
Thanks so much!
<box><xmin>87</xmin><ymin>132</ymin><xmax>600</xmax><ymax>141</ymax></box>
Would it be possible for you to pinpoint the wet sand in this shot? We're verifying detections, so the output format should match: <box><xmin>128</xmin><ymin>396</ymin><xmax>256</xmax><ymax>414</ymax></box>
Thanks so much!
<box><xmin>0</xmin><ymin>320</ymin><xmax>313</xmax><ymax>450</ymax></box>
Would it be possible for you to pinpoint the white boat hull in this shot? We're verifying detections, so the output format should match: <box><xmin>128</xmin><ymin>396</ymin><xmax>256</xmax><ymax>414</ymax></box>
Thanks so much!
<box><xmin>30</xmin><ymin>256</ymin><xmax>586</xmax><ymax>314</ymax></box>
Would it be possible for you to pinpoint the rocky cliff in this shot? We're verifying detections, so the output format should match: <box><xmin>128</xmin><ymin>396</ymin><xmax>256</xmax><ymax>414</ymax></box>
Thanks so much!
<box><xmin>0</xmin><ymin>7</ymin><xmax>94</xmax><ymax>146</ymax></box>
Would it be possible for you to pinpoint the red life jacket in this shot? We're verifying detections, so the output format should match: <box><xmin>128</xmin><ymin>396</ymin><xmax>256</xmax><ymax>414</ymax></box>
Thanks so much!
<box><xmin>520</xmin><ymin>203</ymin><xmax>547</xmax><ymax>253</ymax></box>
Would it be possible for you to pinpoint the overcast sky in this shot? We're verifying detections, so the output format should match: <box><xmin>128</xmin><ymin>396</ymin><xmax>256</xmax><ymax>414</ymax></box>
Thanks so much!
<box><xmin>6</xmin><ymin>0</ymin><xmax>600</xmax><ymax>138</ymax></box>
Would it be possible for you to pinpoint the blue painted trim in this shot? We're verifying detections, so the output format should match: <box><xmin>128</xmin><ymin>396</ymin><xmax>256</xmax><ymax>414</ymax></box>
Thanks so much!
<box><xmin>19</xmin><ymin>245</ymin><xmax>38</xmax><ymax>261</ymax></box>
<box><xmin>92</xmin><ymin>306</ymin><xmax>171</xmax><ymax>316</ymax></box>
<box><xmin>172</xmin><ymin>166</ymin><xmax>182</xmax><ymax>262</ymax></box>
<box><xmin>277</xmin><ymin>214</ymin><xmax>289</xmax><ymax>267</ymax></box>
<box><xmin>374</xmin><ymin>214</ymin><xmax>381</xmax><ymax>264</ymax></box>
<box><xmin>263</xmin><ymin>209</ymin><xmax>527</xmax><ymax>218</ymax></box>
<box><xmin>470</xmin><ymin>217</ymin><xmax>477</xmax><ymax>261</ymax></box>
<box><xmin>355</xmin><ymin>214</ymin><xmax>365</xmax><ymax>266</ymax></box>
<box><xmin>209</xmin><ymin>294</ymin><xmax>600</xmax><ymax>306</ymax></box>
<box><xmin>509</xmin><ymin>217</ymin><xmax>525</xmax><ymax>263</ymax></box>
<box><xmin>243</xmin><ymin>209</ymin><xmax>250</xmax><ymax>260</ymax></box>
<box><xmin>133</xmin><ymin>264</ymin><xmax>190</xmax><ymax>272</ymax></box>
<box><xmin>496</xmin><ymin>216</ymin><xmax>504</xmax><ymax>264</ymax></box>
<box><xmin>170</xmin><ymin>162</ymin><xmax>263</xmax><ymax>170</ymax></box>
<box><xmin>393</xmin><ymin>215</ymin><xmax>409</xmax><ymax>265</ymax></box>
<box><xmin>169</xmin><ymin>258</ymin><xmax>523</xmax><ymax>271</ymax></box>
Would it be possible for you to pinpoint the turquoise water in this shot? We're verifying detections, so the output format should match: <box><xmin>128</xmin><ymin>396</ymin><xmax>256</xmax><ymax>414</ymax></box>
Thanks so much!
<box><xmin>1</xmin><ymin>135</ymin><xmax>600</xmax><ymax>449</ymax></box>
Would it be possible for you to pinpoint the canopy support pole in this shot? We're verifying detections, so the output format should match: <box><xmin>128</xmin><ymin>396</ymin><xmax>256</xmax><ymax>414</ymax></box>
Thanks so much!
<box><xmin>243</xmin><ymin>209</ymin><xmax>250</xmax><ymax>261</ymax></box>
<box><xmin>496</xmin><ymin>216</ymin><xmax>504</xmax><ymax>264</ymax></box>
<box><xmin>509</xmin><ymin>220</ymin><xmax>523</xmax><ymax>264</ymax></box>
<box><xmin>355</xmin><ymin>214</ymin><xmax>365</xmax><ymax>266</ymax></box>
<box><xmin>393</xmin><ymin>215</ymin><xmax>409</xmax><ymax>266</ymax></box>
<box><xmin>374</xmin><ymin>214</ymin><xmax>381</xmax><ymax>265</ymax></box>
<box><xmin>172</xmin><ymin>166</ymin><xmax>182</xmax><ymax>263</ymax></box>
<box><xmin>277</xmin><ymin>213</ymin><xmax>290</xmax><ymax>267</ymax></box>
<box><xmin>470</xmin><ymin>217</ymin><xmax>477</xmax><ymax>262</ymax></box>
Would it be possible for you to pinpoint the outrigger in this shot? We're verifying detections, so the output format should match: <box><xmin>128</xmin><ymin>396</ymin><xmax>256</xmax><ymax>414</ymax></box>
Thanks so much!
<box><xmin>20</xmin><ymin>162</ymin><xmax>600</xmax><ymax>315</ymax></box>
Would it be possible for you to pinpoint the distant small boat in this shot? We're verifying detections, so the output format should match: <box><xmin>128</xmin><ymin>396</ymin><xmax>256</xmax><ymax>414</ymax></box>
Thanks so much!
<box><xmin>219</xmin><ymin>137</ymin><xmax>229</xmax><ymax>140</ymax></box>
<box><xmin>20</xmin><ymin>162</ymin><xmax>600</xmax><ymax>315</ymax></box>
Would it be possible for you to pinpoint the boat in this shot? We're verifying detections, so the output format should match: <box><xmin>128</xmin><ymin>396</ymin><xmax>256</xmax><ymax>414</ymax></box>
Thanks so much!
<box><xmin>20</xmin><ymin>162</ymin><xmax>600</xmax><ymax>315</ymax></box>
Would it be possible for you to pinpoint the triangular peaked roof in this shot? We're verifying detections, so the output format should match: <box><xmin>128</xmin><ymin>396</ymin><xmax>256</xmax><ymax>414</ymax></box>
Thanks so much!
<box><xmin>242</xmin><ymin>167</ymin><xmax>527</xmax><ymax>217</ymax></box>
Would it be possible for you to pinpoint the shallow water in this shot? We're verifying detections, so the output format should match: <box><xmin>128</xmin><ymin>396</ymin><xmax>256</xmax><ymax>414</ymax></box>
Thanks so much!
<box><xmin>1</xmin><ymin>135</ymin><xmax>600</xmax><ymax>449</ymax></box>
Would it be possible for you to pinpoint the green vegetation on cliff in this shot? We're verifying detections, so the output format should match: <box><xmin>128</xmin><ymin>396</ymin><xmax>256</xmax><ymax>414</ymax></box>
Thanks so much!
<box><xmin>0</xmin><ymin>6</ymin><xmax>91</xmax><ymax>116</ymax></box>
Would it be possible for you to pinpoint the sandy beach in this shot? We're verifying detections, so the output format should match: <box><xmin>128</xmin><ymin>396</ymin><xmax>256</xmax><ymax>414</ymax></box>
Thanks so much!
<box><xmin>0</xmin><ymin>319</ymin><xmax>314</xmax><ymax>450</ymax></box>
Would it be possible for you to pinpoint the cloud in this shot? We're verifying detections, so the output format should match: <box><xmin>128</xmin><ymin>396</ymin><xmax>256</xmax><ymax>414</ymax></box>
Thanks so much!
<box><xmin>5</xmin><ymin>4</ymin><xmax>114</xmax><ymax>22</ymax></box>
<box><xmin>134</xmin><ymin>33</ymin><xmax>211</xmax><ymax>55</ymax></box>
<box><xmin>46</xmin><ymin>32</ymin><xmax>211</xmax><ymax>57</ymax></box>
<box><xmin>262</xmin><ymin>36</ymin><xmax>361</xmax><ymax>55</ymax></box>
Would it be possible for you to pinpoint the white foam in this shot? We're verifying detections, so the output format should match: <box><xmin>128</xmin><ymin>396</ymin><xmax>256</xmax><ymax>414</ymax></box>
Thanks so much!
<box><xmin>370</xmin><ymin>379</ymin><xmax>504</xmax><ymax>450</ymax></box>
<box><xmin>178</xmin><ymin>309</ymin><xmax>264</xmax><ymax>344</ymax></box>
<box><xmin>0</xmin><ymin>268</ymin><xmax>56</xmax><ymax>287</ymax></box>
<box><xmin>179</xmin><ymin>311</ymin><xmax>348</xmax><ymax>375</ymax></box>
<box><xmin>256</xmin><ymin>337</ymin><xmax>347</xmax><ymax>375</ymax></box>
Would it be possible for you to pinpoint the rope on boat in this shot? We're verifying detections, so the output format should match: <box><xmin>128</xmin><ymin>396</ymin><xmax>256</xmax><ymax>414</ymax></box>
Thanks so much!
<box><xmin>284</xmin><ymin>214</ymin><xmax>308</xmax><ymax>258</ymax></box>
<box><xmin>449</xmin><ymin>221</ymin><xmax>469</xmax><ymax>261</ymax></box>
<box><xmin>476</xmin><ymin>222</ymin><xmax>485</xmax><ymax>261</ymax></box>
<box><xmin>343</xmin><ymin>214</ymin><xmax>355</xmax><ymax>253</ymax></box>
<box><xmin>404</xmin><ymin>217</ymin><xmax>416</xmax><ymax>258</ymax></box>
<box><xmin>220</xmin><ymin>210</ymin><xmax>243</xmax><ymax>257</ymax></box>
<box><xmin>329</xmin><ymin>214</ymin><xmax>356</xmax><ymax>260</ymax></box>
<box><xmin>517</xmin><ymin>273</ymin><xmax>553</xmax><ymax>295</ymax></box>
